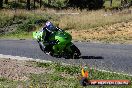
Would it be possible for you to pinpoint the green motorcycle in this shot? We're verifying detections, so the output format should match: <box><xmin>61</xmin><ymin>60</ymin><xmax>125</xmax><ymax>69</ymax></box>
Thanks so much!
<box><xmin>33</xmin><ymin>29</ymin><xmax>81</xmax><ymax>59</ymax></box>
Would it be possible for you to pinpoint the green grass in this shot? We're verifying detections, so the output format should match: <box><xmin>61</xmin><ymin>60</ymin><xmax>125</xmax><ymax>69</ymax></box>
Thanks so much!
<box><xmin>0</xmin><ymin>31</ymin><xmax>33</xmax><ymax>39</ymax></box>
<box><xmin>27</xmin><ymin>61</ymin><xmax>132</xmax><ymax>88</ymax></box>
<box><xmin>104</xmin><ymin>0</ymin><xmax>121</xmax><ymax>9</ymax></box>
<box><xmin>27</xmin><ymin>73</ymin><xmax>79</xmax><ymax>88</ymax></box>
<box><xmin>35</xmin><ymin>62</ymin><xmax>132</xmax><ymax>80</ymax></box>
<box><xmin>0</xmin><ymin>60</ymin><xmax>132</xmax><ymax>88</ymax></box>
<box><xmin>36</xmin><ymin>62</ymin><xmax>80</xmax><ymax>75</ymax></box>
<box><xmin>0</xmin><ymin>77</ymin><xmax>23</xmax><ymax>88</ymax></box>
<box><xmin>27</xmin><ymin>73</ymin><xmax>132</xmax><ymax>88</ymax></box>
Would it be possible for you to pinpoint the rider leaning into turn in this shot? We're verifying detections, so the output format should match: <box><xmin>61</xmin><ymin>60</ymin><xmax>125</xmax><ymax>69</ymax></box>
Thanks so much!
<box><xmin>38</xmin><ymin>21</ymin><xmax>59</xmax><ymax>54</ymax></box>
<box><xmin>41</xmin><ymin>21</ymin><xmax>58</xmax><ymax>43</ymax></box>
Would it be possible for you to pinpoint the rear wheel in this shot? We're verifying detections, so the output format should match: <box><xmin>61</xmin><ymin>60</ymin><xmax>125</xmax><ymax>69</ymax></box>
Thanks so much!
<box><xmin>70</xmin><ymin>44</ymin><xmax>81</xmax><ymax>59</ymax></box>
<box><xmin>64</xmin><ymin>53</ymin><xmax>72</xmax><ymax>59</ymax></box>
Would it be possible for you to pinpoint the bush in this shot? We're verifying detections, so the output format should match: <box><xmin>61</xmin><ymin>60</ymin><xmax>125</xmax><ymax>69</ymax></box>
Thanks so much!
<box><xmin>17</xmin><ymin>17</ymin><xmax>42</xmax><ymax>32</ymax></box>
<box><xmin>0</xmin><ymin>15</ymin><xmax>14</xmax><ymax>28</ymax></box>
<box><xmin>17</xmin><ymin>20</ymin><xmax>35</xmax><ymax>32</ymax></box>
<box><xmin>51</xmin><ymin>0</ymin><xmax>68</xmax><ymax>8</ymax></box>
<box><xmin>0</xmin><ymin>9</ymin><xmax>60</xmax><ymax>34</ymax></box>
<box><xmin>17</xmin><ymin>13</ymin><xmax>56</xmax><ymax>32</ymax></box>
<box><xmin>43</xmin><ymin>0</ymin><xmax>68</xmax><ymax>9</ymax></box>
<box><xmin>8</xmin><ymin>1</ymin><xmax>24</xmax><ymax>9</ymax></box>
<box><xmin>2</xmin><ymin>0</ymin><xmax>104</xmax><ymax>10</ymax></box>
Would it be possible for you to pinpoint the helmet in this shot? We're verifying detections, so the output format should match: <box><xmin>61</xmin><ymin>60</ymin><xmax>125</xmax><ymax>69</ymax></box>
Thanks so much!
<box><xmin>45</xmin><ymin>21</ymin><xmax>56</xmax><ymax>32</ymax></box>
<box><xmin>45</xmin><ymin>21</ymin><xmax>53</xmax><ymax>27</ymax></box>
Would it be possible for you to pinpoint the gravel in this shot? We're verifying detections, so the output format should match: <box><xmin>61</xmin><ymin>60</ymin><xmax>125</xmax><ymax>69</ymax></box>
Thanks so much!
<box><xmin>0</xmin><ymin>58</ymin><xmax>48</xmax><ymax>81</ymax></box>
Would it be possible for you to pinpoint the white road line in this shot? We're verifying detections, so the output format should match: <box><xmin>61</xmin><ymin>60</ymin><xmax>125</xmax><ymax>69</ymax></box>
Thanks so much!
<box><xmin>0</xmin><ymin>54</ymin><xmax>132</xmax><ymax>76</ymax></box>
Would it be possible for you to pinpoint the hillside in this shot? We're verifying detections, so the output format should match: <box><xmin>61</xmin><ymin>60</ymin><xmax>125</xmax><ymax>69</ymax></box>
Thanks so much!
<box><xmin>0</xmin><ymin>8</ymin><xmax>132</xmax><ymax>44</ymax></box>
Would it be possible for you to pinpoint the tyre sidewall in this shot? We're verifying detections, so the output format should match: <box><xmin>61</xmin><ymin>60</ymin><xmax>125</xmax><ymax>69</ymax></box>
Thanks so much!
<box><xmin>70</xmin><ymin>44</ymin><xmax>81</xmax><ymax>59</ymax></box>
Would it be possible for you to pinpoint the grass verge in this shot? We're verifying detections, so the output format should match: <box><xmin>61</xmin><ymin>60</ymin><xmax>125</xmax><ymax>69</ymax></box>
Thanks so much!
<box><xmin>0</xmin><ymin>58</ymin><xmax>132</xmax><ymax>88</ymax></box>
<box><xmin>0</xmin><ymin>77</ymin><xmax>21</xmax><ymax>88</ymax></box>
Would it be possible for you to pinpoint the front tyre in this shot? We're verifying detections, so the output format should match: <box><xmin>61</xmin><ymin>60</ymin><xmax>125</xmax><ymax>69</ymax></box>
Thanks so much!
<box><xmin>70</xmin><ymin>44</ymin><xmax>81</xmax><ymax>59</ymax></box>
<box><xmin>38</xmin><ymin>41</ymin><xmax>45</xmax><ymax>51</ymax></box>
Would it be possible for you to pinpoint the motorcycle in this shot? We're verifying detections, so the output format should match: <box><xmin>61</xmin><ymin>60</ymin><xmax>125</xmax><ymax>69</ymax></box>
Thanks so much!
<box><xmin>33</xmin><ymin>28</ymin><xmax>81</xmax><ymax>59</ymax></box>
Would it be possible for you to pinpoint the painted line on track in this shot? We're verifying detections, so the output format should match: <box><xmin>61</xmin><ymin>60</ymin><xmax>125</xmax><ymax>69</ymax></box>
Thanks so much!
<box><xmin>0</xmin><ymin>54</ymin><xmax>132</xmax><ymax>77</ymax></box>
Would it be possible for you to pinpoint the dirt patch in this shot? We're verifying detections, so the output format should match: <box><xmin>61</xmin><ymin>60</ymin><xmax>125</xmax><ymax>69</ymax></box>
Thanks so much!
<box><xmin>0</xmin><ymin>58</ymin><xmax>49</xmax><ymax>81</ymax></box>
<box><xmin>67</xmin><ymin>21</ymin><xmax>132</xmax><ymax>43</ymax></box>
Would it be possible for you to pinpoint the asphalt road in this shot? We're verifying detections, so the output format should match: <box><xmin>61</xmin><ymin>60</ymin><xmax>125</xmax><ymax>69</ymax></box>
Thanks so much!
<box><xmin>0</xmin><ymin>40</ymin><xmax>132</xmax><ymax>75</ymax></box>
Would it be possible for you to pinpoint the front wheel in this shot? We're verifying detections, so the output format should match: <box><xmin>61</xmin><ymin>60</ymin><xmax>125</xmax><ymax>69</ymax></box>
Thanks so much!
<box><xmin>38</xmin><ymin>41</ymin><xmax>45</xmax><ymax>51</ymax></box>
<box><xmin>70</xmin><ymin>44</ymin><xmax>81</xmax><ymax>59</ymax></box>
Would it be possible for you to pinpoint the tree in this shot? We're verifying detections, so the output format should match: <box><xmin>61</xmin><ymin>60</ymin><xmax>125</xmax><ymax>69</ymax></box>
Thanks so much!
<box><xmin>68</xmin><ymin>0</ymin><xmax>104</xmax><ymax>10</ymax></box>
<box><xmin>26</xmin><ymin>0</ymin><xmax>30</xmax><ymax>10</ymax></box>
<box><xmin>110</xmin><ymin>0</ymin><xmax>113</xmax><ymax>7</ymax></box>
<box><xmin>5</xmin><ymin>0</ymin><xmax>8</xmax><ymax>4</ymax></box>
<box><xmin>0</xmin><ymin>0</ymin><xmax>3</xmax><ymax>9</ymax></box>
<box><xmin>33</xmin><ymin>0</ymin><xmax>36</xmax><ymax>9</ymax></box>
<box><xmin>48</xmin><ymin>0</ymin><xmax>51</xmax><ymax>5</ymax></box>
<box><xmin>40</xmin><ymin>0</ymin><xmax>42</xmax><ymax>8</ymax></box>
<box><xmin>121</xmin><ymin>0</ymin><xmax>131</xmax><ymax>8</ymax></box>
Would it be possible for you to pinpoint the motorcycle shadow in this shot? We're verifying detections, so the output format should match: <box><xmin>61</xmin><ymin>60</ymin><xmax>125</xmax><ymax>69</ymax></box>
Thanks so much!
<box><xmin>81</xmin><ymin>56</ymin><xmax>104</xmax><ymax>59</ymax></box>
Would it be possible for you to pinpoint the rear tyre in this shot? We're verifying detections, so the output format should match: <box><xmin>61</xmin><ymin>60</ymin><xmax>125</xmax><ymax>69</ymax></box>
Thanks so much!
<box><xmin>70</xmin><ymin>44</ymin><xmax>81</xmax><ymax>59</ymax></box>
<box><xmin>64</xmin><ymin>53</ymin><xmax>72</xmax><ymax>59</ymax></box>
<box><xmin>38</xmin><ymin>41</ymin><xmax>53</xmax><ymax>55</ymax></box>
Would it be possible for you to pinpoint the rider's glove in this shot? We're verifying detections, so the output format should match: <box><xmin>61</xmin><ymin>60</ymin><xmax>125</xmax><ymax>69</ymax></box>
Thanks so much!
<box><xmin>44</xmin><ymin>40</ymin><xmax>59</xmax><ymax>45</ymax></box>
<box><xmin>49</xmin><ymin>40</ymin><xmax>57</xmax><ymax>45</ymax></box>
<box><xmin>49</xmin><ymin>40</ymin><xmax>59</xmax><ymax>45</ymax></box>
<box><xmin>43</xmin><ymin>41</ymin><xmax>55</xmax><ymax>45</ymax></box>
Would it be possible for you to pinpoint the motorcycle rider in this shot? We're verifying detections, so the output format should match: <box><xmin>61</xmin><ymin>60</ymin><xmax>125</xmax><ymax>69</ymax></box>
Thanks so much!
<box><xmin>42</xmin><ymin>21</ymin><xmax>58</xmax><ymax>42</ymax></box>
<box><xmin>38</xmin><ymin>21</ymin><xmax>59</xmax><ymax>54</ymax></box>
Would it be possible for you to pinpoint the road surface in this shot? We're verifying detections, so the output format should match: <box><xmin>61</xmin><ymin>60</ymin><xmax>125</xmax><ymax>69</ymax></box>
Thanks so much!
<box><xmin>0</xmin><ymin>40</ymin><xmax>132</xmax><ymax>75</ymax></box>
